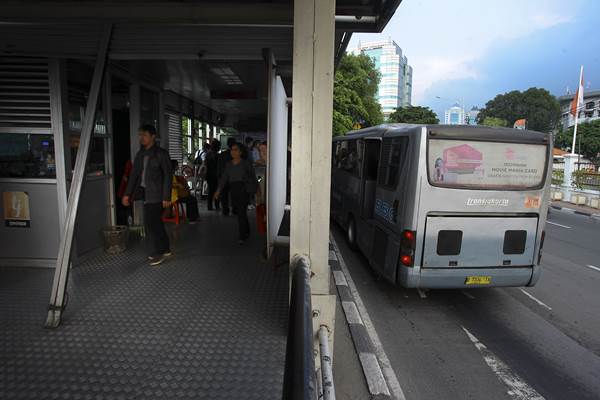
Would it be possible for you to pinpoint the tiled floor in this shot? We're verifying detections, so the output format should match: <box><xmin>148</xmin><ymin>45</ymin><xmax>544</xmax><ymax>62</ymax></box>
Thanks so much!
<box><xmin>0</xmin><ymin>210</ymin><xmax>288</xmax><ymax>399</ymax></box>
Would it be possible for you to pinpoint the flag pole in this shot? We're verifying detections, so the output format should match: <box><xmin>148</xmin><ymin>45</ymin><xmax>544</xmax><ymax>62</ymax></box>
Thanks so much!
<box><xmin>571</xmin><ymin>65</ymin><xmax>583</xmax><ymax>155</ymax></box>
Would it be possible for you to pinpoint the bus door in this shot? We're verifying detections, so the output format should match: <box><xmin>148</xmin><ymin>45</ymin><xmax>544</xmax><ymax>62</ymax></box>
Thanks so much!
<box><xmin>370</xmin><ymin>136</ymin><xmax>410</xmax><ymax>281</ymax></box>
<box><xmin>361</xmin><ymin>138</ymin><xmax>381</xmax><ymax>219</ymax></box>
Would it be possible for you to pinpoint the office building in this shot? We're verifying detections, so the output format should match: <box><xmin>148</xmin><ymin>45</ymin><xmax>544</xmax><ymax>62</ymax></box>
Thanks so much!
<box><xmin>465</xmin><ymin>106</ymin><xmax>479</xmax><ymax>125</ymax></box>
<box><xmin>350</xmin><ymin>39</ymin><xmax>413</xmax><ymax>117</ymax></box>
<box><xmin>445</xmin><ymin>104</ymin><xmax>465</xmax><ymax>125</ymax></box>
<box><xmin>558</xmin><ymin>89</ymin><xmax>600</xmax><ymax>130</ymax></box>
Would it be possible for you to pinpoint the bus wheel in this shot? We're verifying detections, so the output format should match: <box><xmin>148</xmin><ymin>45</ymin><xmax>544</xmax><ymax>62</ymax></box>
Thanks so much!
<box><xmin>346</xmin><ymin>216</ymin><xmax>358</xmax><ymax>249</ymax></box>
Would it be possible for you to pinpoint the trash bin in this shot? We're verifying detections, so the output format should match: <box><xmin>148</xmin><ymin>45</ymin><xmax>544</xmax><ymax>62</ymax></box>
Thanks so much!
<box><xmin>102</xmin><ymin>225</ymin><xmax>129</xmax><ymax>254</ymax></box>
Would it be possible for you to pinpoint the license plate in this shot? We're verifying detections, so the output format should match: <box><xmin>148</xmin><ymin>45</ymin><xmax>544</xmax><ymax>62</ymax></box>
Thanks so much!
<box><xmin>465</xmin><ymin>276</ymin><xmax>492</xmax><ymax>285</ymax></box>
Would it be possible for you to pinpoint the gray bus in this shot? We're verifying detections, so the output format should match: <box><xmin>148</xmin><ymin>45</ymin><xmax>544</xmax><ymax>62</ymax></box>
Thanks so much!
<box><xmin>331</xmin><ymin>124</ymin><xmax>552</xmax><ymax>289</ymax></box>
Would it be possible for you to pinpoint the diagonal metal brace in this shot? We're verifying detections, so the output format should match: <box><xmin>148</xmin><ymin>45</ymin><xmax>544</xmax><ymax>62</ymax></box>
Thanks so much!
<box><xmin>45</xmin><ymin>24</ymin><xmax>113</xmax><ymax>329</ymax></box>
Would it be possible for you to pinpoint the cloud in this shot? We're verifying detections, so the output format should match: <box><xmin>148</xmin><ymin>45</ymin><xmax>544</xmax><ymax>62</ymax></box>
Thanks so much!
<box><xmin>412</xmin><ymin>56</ymin><xmax>480</xmax><ymax>103</ymax></box>
<box><xmin>349</xmin><ymin>0</ymin><xmax>582</xmax><ymax>105</ymax></box>
<box><xmin>531</xmin><ymin>14</ymin><xmax>573</xmax><ymax>29</ymax></box>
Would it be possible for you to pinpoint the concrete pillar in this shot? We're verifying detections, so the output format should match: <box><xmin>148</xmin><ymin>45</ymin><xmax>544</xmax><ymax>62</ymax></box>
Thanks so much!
<box><xmin>291</xmin><ymin>0</ymin><xmax>336</xmax><ymax>359</ymax></box>
<box><xmin>562</xmin><ymin>154</ymin><xmax>579</xmax><ymax>200</ymax></box>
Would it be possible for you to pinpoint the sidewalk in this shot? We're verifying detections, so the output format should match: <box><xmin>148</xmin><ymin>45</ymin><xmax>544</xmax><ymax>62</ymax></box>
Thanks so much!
<box><xmin>550</xmin><ymin>200</ymin><xmax>600</xmax><ymax>217</ymax></box>
<box><xmin>0</xmin><ymin>210</ymin><xmax>288</xmax><ymax>400</ymax></box>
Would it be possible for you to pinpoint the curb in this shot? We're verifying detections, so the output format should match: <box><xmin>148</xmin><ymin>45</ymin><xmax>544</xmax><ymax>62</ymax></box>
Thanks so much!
<box><xmin>550</xmin><ymin>204</ymin><xmax>600</xmax><ymax>219</ymax></box>
<box><xmin>329</xmin><ymin>238</ymin><xmax>406</xmax><ymax>400</ymax></box>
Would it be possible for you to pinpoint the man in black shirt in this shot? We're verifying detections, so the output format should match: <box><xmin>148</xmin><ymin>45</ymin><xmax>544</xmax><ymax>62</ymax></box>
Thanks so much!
<box><xmin>122</xmin><ymin>125</ymin><xmax>172</xmax><ymax>266</ymax></box>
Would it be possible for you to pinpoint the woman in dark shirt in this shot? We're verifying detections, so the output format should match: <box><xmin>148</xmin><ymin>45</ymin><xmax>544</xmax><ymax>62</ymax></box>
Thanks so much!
<box><xmin>214</xmin><ymin>143</ymin><xmax>258</xmax><ymax>243</ymax></box>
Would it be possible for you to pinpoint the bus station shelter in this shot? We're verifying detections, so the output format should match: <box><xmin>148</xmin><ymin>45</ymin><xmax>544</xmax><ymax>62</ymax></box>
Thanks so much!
<box><xmin>0</xmin><ymin>1</ymin><xmax>401</xmax><ymax>398</ymax></box>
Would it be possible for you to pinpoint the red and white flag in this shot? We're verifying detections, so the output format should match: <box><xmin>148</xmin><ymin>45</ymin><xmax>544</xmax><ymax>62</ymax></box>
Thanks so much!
<box><xmin>570</xmin><ymin>66</ymin><xmax>584</xmax><ymax>117</ymax></box>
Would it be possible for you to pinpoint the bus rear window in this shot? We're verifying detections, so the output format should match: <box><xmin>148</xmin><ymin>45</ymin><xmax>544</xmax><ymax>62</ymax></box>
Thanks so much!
<box><xmin>428</xmin><ymin>139</ymin><xmax>547</xmax><ymax>189</ymax></box>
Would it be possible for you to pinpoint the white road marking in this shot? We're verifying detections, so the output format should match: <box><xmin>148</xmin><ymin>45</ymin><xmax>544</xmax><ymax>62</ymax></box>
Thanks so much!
<box><xmin>341</xmin><ymin>301</ymin><xmax>364</xmax><ymax>325</ymax></box>
<box><xmin>586</xmin><ymin>265</ymin><xmax>600</xmax><ymax>273</ymax></box>
<box><xmin>519</xmin><ymin>289</ymin><xmax>552</xmax><ymax>311</ymax></box>
<box><xmin>462</xmin><ymin>290</ymin><xmax>476</xmax><ymax>300</ymax></box>
<box><xmin>417</xmin><ymin>289</ymin><xmax>428</xmax><ymax>299</ymax></box>
<box><xmin>546</xmin><ymin>221</ymin><xmax>571</xmax><ymax>229</ymax></box>
<box><xmin>359</xmin><ymin>353</ymin><xmax>391</xmax><ymax>397</ymax></box>
<box><xmin>462</xmin><ymin>327</ymin><xmax>545</xmax><ymax>400</ymax></box>
<box><xmin>329</xmin><ymin>250</ymin><xmax>338</xmax><ymax>261</ymax></box>
<box><xmin>333</xmin><ymin>270</ymin><xmax>348</xmax><ymax>286</ymax></box>
<box><xmin>331</xmin><ymin>235</ymin><xmax>407</xmax><ymax>400</ymax></box>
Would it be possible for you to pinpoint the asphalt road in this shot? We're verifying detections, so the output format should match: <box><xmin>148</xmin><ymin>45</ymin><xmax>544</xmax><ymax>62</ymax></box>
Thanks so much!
<box><xmin>333</xmin><ymin>209</ymin><xmax>600</xmax><ymax>400</ymax></box>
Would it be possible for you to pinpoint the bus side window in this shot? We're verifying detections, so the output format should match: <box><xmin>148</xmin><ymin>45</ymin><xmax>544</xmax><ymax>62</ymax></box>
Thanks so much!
<box><xmin>379</xmin><ymin>137</ymin><xmax>408</xmax><ymax>189</ymax></box>
<box><xmin>336</xmin><ymin>140</ymin><xmax>362</xmax><ymax>177</ymax></box>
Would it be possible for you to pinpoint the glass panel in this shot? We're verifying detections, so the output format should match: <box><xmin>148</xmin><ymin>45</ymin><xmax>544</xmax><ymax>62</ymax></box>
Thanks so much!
<box><xmin>0</xmin><ymin>133</ymin><xmax>56</xmax><ymax>178</ymax></box>
<box><xmin>428</xmin><ymin>138</ymin><xmax>547</xmax><ymax>189</ymax></box>
<box><xmin>67</xmin><ymin>60</ymin><xmax>106</xmax><ymax>134</ymax></box>
<box><xmin>140</xmin><ymin>88</ymin><xmax>159</xmax><ymax>129</ymax></box>
<box><xmin>70</xmin><ymin>134</ymin><xmax>106</xmax><ymax>175</ymax></box>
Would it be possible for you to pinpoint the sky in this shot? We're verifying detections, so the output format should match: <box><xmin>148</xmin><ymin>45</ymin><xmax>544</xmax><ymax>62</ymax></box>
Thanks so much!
<box><xmin>348</xmin><ymin>0</ymin><xmax>600</xmax><ymax>120</ymax></box>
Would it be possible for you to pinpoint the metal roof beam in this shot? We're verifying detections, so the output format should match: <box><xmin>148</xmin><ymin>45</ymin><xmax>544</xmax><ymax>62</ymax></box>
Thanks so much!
<box><xmin>0</xmin><ymin>2</ymin><xmax>388</xmax><ymax>32</ymax></box>
<box><xmin>0</xmin><ymin>2</ymin><xmax>293</xmax><ymax>25</ymax></box>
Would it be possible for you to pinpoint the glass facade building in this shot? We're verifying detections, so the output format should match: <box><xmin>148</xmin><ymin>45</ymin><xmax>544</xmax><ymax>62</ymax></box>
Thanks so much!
<box><xmin>444</xmin><ymin>104</ymin><xmax>465</xmax><ymax>125</ymax></box>
<box><xmin>350</xmin><ymin>39</ymin><xmax>413</xmax><ymax>117</ymax></box>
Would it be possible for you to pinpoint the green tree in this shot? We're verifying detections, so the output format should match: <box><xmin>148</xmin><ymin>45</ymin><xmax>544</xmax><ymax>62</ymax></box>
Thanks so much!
<box><xmin>476</xmin><ymin>88</ymin><xmax>561</xmax><ymax>132</ymax></box>
<box><xmin>481</xmin><ymin>117</ymin><xmax>508</xmax><ymax>127</ymax></box>
<box><xmin>333</xmin><ymin>54</ymin><xmax>383</xmax><ymax>136</ymax></box>
<box><xmin>388</xmin><ymin>106</ymin><xmax>439</xmax><ymax>124</ymax></box>
<box><xmin>555</xmin><ymin>120</ymin><xmax>600</xmax><ymax>163</ymax></box>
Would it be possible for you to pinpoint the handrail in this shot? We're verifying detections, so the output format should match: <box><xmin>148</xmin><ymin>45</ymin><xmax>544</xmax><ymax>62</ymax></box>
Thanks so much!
<box><xmin>282</xmin><ymin>256</ymin><xmax>316</xmax><ymax>400</ymax></box>
<box><xmin>318</xmin><ymin>326</ymin><xmax>335</xmax><ymax>400</ymax></box>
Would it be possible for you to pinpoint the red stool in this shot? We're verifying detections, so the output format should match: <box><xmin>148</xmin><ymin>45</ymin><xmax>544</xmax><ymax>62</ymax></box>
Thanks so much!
<box><xmin>162</xmin><ymin>201</ymin><xmax>186</xmax><ymax>224</ymax></box>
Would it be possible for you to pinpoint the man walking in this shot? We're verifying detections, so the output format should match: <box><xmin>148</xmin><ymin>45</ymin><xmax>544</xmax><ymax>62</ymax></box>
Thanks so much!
<box><xmin>122</xmin><ymin>125</ymin><xmax>173</xmax><ymax>266</ymax></box>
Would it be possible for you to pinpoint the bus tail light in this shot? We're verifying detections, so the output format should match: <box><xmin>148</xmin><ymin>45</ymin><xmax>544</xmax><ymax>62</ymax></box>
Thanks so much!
<box><xmin>400</xmin><ymin>255</ymin><xmax>413</xmax><ymax>266</ymax></box>
<box><xmin>400</xmin><ymin>230</ymin><xmax>416</xmax><ymax>267</ymax></box>
<box><xmin>401</xmin><ymin>230</ymin><xmax>416</xmax><ymax>249</ymax></box>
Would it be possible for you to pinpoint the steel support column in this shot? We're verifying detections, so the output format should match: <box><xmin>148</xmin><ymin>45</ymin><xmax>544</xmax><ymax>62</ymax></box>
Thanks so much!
<box><xmin>45</xmin><ymin>24</ymin><xmax>113</xmax><ymax>328</ymax></box>
<box><xmin>290</xmin><ymin>0</ymin><xmax>337</xmax><ymax>362</ymax></box>
<box><xmin>48</xmin><ymin>59</ymin><xmax>69</xmax><ymax>235</ymax></box>
<box><xmin>129</xmin><ymin>82</ymin><xmax>143</xmax><ymax>227</ymax></box>
<box><xmin>103</xmin><ymin>72</ymin><xmax>116</xmax><ymax>226</ymax></box>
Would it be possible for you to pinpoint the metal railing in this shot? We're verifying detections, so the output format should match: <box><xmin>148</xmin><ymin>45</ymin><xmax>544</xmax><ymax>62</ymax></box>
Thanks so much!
<box><xmin>573</xmin><ymin>162</ymin><xmax>600</xmax><ymax>190</ymax></box>
<box><xmin>282</xmin><ymin>255</ymin><xmax>336</xmax><ymax>400</ymax></box>
<box><xmin>283</xmin><ymin>256</ymin><xmax>316</xmax><ymax>400</ymax></box>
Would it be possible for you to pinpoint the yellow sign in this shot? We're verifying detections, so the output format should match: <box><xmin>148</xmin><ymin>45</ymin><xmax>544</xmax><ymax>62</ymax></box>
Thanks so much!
<box><xmin>465</xmin><ymin>276</ymin><xmax>492</xmax><ymax>285</ymax></box>
<box><xmin>3</xmin><ymin>191</ymin><xmax>31</xmax><ymax>228</ymax></box>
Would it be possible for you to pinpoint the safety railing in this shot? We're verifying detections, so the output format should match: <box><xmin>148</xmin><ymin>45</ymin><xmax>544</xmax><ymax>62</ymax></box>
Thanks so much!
<box><xmin>282</xmin><ymin>256</ymin><xmax>316</xmax><ymax>400</ymax></box>
<box><xmin>282</xmin><ymin>255</ymin><xmax>336</xmax><ymax>400</ymax></box>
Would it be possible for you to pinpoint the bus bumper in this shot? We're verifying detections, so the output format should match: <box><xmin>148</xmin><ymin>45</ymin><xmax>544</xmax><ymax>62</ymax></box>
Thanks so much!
<box><xmin>400</xmin><ymin>266</ymin><xmax>534</xmax><ymax>289</ymax></box>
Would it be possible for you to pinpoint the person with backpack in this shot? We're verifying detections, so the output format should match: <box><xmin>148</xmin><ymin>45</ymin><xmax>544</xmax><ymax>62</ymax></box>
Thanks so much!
<box><xmin>214</xmin><ymin>142</ymin><xmax>258</xmax><ymax>244</ymax></box>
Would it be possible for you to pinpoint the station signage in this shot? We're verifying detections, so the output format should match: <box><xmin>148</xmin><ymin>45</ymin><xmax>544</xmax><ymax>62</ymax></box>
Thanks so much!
<box><xmin>3</xmin><ymin>191</ymin><xmax>31</xmax><ymax>228</ymax></box>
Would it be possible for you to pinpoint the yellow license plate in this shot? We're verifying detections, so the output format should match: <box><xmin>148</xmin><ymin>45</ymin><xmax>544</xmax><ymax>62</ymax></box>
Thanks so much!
<box><xmin>465</xmin><ymin>276</ymin><xmax>492</xmax><ymax>285</ymax></box>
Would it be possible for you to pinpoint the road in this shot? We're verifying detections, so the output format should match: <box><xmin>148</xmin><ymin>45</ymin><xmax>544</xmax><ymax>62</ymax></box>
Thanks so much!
<box><xmin>333</xmin><ymin>209</ymin><xmax>600</xmax><ymax>400</ymax></box>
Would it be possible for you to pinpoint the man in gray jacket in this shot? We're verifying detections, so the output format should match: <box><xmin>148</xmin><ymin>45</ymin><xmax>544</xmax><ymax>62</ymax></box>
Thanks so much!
<box><xmin>122</xmin><ymin>125</ymin><xmax>172</xmax><ymax>266</ymax></box>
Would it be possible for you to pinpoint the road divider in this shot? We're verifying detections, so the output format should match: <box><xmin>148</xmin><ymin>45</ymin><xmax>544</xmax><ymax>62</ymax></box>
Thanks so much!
<box><xmin>550</xmin><ymin>204</ymin><xmax>600</xmax><ymax>219</ymax></box>
<box><xmin>329</xmin><ymin>236</ymin><xmax>406</xmax><ymax>400</ymax></box>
